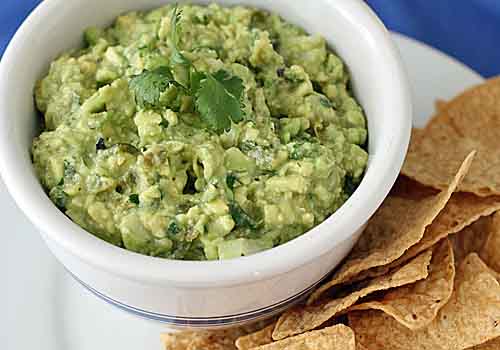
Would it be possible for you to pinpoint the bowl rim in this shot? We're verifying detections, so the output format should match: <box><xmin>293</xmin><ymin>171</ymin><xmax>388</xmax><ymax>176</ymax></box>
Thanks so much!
<box><xmin>0</xmin><ymin>0</ymin><xmax>411</xmax><ymax>286</ymax></box>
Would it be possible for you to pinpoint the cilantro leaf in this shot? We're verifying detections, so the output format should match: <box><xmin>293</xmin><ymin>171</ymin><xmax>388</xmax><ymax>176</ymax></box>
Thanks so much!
<box><xmin>189</xmin><ymin>70</ymin><xmax>205</xmax><ymax>94</ymax></box>
<box><xmin>167</xmin><ymin>221</ymin><xmax>180</xmax><ymax>235</ymax></box>
<box><xmin>229</xmin><ymin>201</ymin><xmax>257</xmax><ymax>229</ymax></box>
<box><xmin>170</xmin><ymin>5</ymin><xmax>192</xmax><ymax>67</ymax></box>
<box><xmin>129</xmin><ymin>66</ymin><xmax>176</xmax><ymax>108</ymax></box>
<box><xmin>134</xmin><ymin>6</ymin><xmax>246</xmax><ymax>133</ymax></box>
<box><xmin>226</xmin><ymin>173</ymin><xmax>237</xmax><ymax>191</ymax></box>
<box><xmin>212</xmin><ymin>70</ymin><xmax>244</xmax><ymax>104</ymax></box>
<box><xmin>129</xmin><ymin>194</ymin><xmax>140</xmax><ymax>205</ymax></box>
<box><xmin>195</xmin><ymin>71</ymin><xmax>244</xmax><ymax>132</ymax></box>
<box><xmin>320</xmin><ymin>96</ymin><xmax>333</xmax><ymax>108</ymax></box>
<box><xmin>50</xmin><ymin>186</ymin><xmax>67</xmax><ymax>210</ymax></box>
<box><xmin>169</xmin><ymin>6</ymin><xmax>245</xmax><ymax>133</ymax></box>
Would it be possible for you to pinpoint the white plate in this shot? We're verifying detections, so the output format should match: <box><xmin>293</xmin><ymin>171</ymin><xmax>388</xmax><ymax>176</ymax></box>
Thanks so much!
<box><xmin>2</xmin><ymin>33</ymin><xmax>483</xmax><ymax>350</ymax></box>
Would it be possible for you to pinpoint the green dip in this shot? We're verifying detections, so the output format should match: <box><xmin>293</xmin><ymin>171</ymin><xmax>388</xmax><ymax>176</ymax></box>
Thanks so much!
<box><xmin>32</xmin><ymin>4</ymin><xmax>368</xmax><ymax>260</ymax></box>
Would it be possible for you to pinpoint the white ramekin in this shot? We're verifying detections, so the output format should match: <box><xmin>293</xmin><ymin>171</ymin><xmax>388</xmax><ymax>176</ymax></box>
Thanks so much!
<box><xmin>0</xmin><ymin>0</ymin><xmax>411</xmax><ymax>328</ymax></box>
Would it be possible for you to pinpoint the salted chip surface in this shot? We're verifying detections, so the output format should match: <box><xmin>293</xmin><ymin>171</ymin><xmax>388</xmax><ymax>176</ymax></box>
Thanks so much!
<box><xmin>272</xmin><ymin>250</ymin><xmax>432</xmax><ymax>340</ymax></box>
<box><xmin>235</xmin><ymin>324</ymin><xmax>275</xmax><ymax>350</ymax></box>
<box><xmin>348</xmin><ymin>253</ymin><xmax>500</xmax><ymax>350</ymax></box>
<box><xmin>161</xmin><ymin>329</ymin><xmax>244</xmax><ymax>350</ymax></box>
<box><xmin>402</xmin><ymin>77</ymin><xmax>500</xmax><ymax>196</ymax></box>
<box><xmin>399</xmin><ymin>192</ymin><xmax>500</xmax><ymax>261</ymax></box>
<box><xmin>407</xmin><ymin>128</ymin><xmax>425</xmax><ymax>155</ymax></box>
<box><xmin>349</xmin><ymin>239</ymin><xmax>455</xmax><ymax>330</ymax></box>
<box><xmin>357</xmin><ymin>190</ymin><xmax>500</xmax><ymax>281</ymax></box>
<box><xmin>160</xmin><ymin>322</ymin><xmax>268</xmax><ymax>350</ymax></box>
<box><xmin>308</xmin><ymin>152</ymin><xmax>474</xmax><ymax>303</ymax></box>
<box><xmin>254</xmin><ymin>325</ymin><xmax>354</xmax><ymax>350</ymax></box>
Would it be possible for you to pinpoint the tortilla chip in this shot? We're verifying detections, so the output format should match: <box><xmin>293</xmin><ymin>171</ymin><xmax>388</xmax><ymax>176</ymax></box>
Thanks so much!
<box><xmin>160</xmin><ymin>322</ymin><xmax>269</xmax><ymax>350</ymax></box>
<box><xmin>468</xmin><ymin>337</ymin><xmax>500</xmax><ymax>350</ymax></box>
<box><xmin>400</xmin><ymin>192</ymin><xmax>500</xmax><ymax>260</ymax></box>
<box><xmin>450</xmin><ymin>216</ymin><xmax>492</xmax><ymax>266</ymax></box>
<box><xmin>402</xmin><ymin>77</ymin><xmax>500</xmax><ymax>196</ymax></box>
<box><xmin>272</xmin><ymin>250</ymin><xmax>432</xmax><ymax>340</ymax></box>
<box><xmin>349</xmin><ymin>239</ymin><xmax>455</xmax><ymax>330</ymax></box>
<box><xmin>451</xmin><ymin>211</ymin><xmax>500</xmax><ymax>274</ymax></box>
<box><xmin>407</xmin><ymin>128</ymin><xmax>425</xmax><ymax>157</ymax></box>
<box><xmin>348</xmin><ymin>253</ymin><xmax>500</xmax><ymax>350</ymax></box>
<box><xmin>356</xmin><ymin>191</ymin><xmax>500</xmax><ymax>281</ymax></box>
<box><xmin>254</xmin><ymin>325</ymin><xmax>354</xmax><ymax>350</ymax></box>
<box><xmin>235</xmin><ymin>324</ymin><xmax>275</xmax><ymax>350</ymax></box>
<box><xmin>161</xmin><ymin>328</ymin><xmax>245</xmax><ymax>350</ymax></box>
<box><xmin>308</xmin><ymin>152</ymin><xmax>474</xmax><ymax>303</ymax></box>
<box><xmin>435</xmin><ymin>99</ymin><xmax>448</xmax><ymax>112</ymax></box>
<box><xmin>357</xmin><ymin>344</ymin><xmax>370</xmax><ymax>350</ymax></box>
<box><xmin>481</xmin><ymin>211</ymin><xmax>500</xmax><ymax>273</ymax></box>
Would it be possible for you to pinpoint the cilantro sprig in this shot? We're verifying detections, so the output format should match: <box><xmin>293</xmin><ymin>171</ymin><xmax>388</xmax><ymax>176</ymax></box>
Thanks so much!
<box><xmin>169</xmin><ymin>5</ymin><xmax>191</xmax><ymax>67</ymax></box>
<box><xmin>128</xmin><ymin>4</ymin><xmax>245</xmax><ymax>133</ymax></box>
<box><xmin>196</xmin><ymin>70</ymin><xmax>244</xmax><ymax>131</ymax></box>
<box><xmin>129</xmin><ymin>66</ymin><xmax>177</xmax><ymax>108</ymax></box>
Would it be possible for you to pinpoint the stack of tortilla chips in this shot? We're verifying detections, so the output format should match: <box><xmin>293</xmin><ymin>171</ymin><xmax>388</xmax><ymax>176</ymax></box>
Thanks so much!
<box><xmin>161</xmin><ymin>78</ymin><xmax>500</xmax><ymax>350</ymax></box>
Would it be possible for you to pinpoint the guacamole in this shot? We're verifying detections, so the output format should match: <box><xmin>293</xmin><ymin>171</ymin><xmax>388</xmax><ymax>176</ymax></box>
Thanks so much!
<box><xmin>32</xmin><ymin>4</ymin><xmax>368</xmax><ymax>260</ymax></box>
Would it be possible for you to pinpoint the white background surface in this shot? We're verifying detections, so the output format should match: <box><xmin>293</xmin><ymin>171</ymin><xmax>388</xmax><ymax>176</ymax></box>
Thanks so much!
<box><xmin>2</xmin><ymin>33</ymin><xmax>483</xmax><ymax>349</ymax></box>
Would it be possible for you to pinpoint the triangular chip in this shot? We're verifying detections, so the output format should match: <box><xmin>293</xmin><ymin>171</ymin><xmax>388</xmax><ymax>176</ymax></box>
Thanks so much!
<box><xmin>402</xmin><ymin>77</ymin><xmax>500</xmax><ymax>196</ymax></box>
<box><xmin>272</xmin><ymin>250</ymin><xmax>432</xmax><ymax>340</ymax></box>
<box><xmin>349</xmin><ymin>239</ymin><xmax>455</xmax><ymax>330</ymax></box>
<box><xmin>308</xmin><ymin>152</ymin><xmax>474</xmax><ymax>303</ymax></box>
<box><xmin>355</xmin><ymin>190</ymin><xmax>500</xmax><ymax>281</ymax></box>
<box><xmin>396</xmin><ymin>192</ymin><xmax>500</xmax><ymax>263</ymax></box>
<box><xmin>348</xmin><ymin>253</ymin><xmax>500</xmax><ymax>350</ymax></box>
<box><xmin>235</xmin><ymin>324</ymin><xmax>275</xmax><ymax>350</ymax></box>
<box><xmin>255</xmin><ymin>325</ymin><xmax>354</xmax><ymax>350</ymax></box>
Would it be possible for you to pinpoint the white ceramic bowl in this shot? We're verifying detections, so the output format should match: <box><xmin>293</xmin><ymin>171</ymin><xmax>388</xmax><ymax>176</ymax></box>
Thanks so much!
<box><xmin>0</xmin><ymin>0</ymin><xmax>411</xmax><ymax>328</ymax></box>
